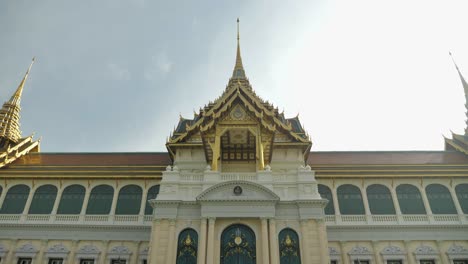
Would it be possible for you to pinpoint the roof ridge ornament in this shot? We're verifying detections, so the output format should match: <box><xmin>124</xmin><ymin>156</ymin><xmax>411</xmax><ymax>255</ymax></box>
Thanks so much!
<box><xmin>232</xmin><ymin>18</ymin><xmax>246</xmax><ymax>79</ymax></box>
<box><xmin>449</xmin><ymin>52</ymin><xmax>468</xmax><ymax>135</ymax></box>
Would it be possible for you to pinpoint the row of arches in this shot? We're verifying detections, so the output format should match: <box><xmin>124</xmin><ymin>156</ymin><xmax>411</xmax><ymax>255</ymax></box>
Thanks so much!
<box><xmin>0</xmin><ymin>184</ymin><xmax>160</xmax><ymax>215</ymax></box>
<box><xmin>176</xmin><ymin>225</ymin><xmax>302</xmax><ymax>264</ymax></box>
<box><xmin>318</xmin><ymin>183</ymin><xmax>468</xmax><ymax>215</ymax></box>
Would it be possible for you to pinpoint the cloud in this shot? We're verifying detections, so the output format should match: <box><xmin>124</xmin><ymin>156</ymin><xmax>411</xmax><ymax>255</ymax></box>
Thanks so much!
<box><xmin>107</xmin><ymin>63</ymin><xmax>131</xmax><ymax>81</ymax></box>
<box><xmin>144</xmin><ymin>53</ymin><xmax>174</xmax><ymax>81</ymax></box>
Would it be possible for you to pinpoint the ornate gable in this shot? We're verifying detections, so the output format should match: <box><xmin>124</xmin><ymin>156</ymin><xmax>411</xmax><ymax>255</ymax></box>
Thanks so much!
<box><xmin>166</xmin><ymin>27</ymin><xmax>311</xmax><ymax>172</ymax></box>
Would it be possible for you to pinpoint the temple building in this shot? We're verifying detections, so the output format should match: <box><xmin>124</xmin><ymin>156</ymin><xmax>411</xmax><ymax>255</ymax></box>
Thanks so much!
<box><xmin>0</xmin><ymin>21</ymin><xmax>467</xmax><ymax>264</ymax></box>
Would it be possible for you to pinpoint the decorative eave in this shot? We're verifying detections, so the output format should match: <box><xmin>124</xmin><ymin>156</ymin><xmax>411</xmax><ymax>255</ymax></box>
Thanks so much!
<box><xmin>0</xmin><ymin>134</ymin><xmax>40</xmax><ymax>168</ymax></box>
<box><xmin>445</xmin><ymin>133</ymin><xmax>468</xmax><ymax>155</ymax></box>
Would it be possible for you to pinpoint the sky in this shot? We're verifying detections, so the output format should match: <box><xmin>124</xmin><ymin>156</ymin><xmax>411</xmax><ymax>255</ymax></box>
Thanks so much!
<box><xmin>1</xmin><ymin>0</ymin><xmax>468</xmax><ymax>152</ymax></box>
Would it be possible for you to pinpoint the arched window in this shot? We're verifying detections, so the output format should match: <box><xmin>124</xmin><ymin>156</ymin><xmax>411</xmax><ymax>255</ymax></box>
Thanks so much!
<box><xmin>28</xmin><ymin>185</ymin><xmax>58</xmax><ymax>214</ymax></box>
<box><xmin>455</xmin><ymin>184</ymin><xmax>468</xmax><ymax>214</ymax></box>
<box><xmin>318</xmin><ymin>184</ymin><xmax>335</xmax><ymax>215</ymax></box>
<box><xmin>145</xmin><ymin>185</ymin><xmax>160</xmax><ymax>215</ymax></box>
<box><xmin>366</xmin><ymin>184</ymin><xmax>396</xmax><ymax>215</ymax></box>
<box><xmin>221</xmin><ymin>224</ymin><xmax>256</xmax><ymax>264</ymax></box>
<box><xmin>0</xmin><ymin>184</ymin><xmax>30</xmax><ymax>214</ymax></box>
<box><xmin>176</xmin><ymin>228</ymin><xmax>198</xmax><ymax>264</ymax></box>
<box><xmin>396</xmin><ymin>184</ymin><xmax>426</xmax><ymax>214</ymax></box>
<box><xmin>337</xmin><ymin>184</ymin><xmax>365</xmax><ymax>215</ymax></box>
<box><xmin>426</xmin><ymin>184</ymin><xmax>457</xmax><ymax>214</ymax></box>
<box><xmin>115</xmin><ymin>185</ymin><xmax>142</xmax><ymax>215</ymax></box>
<box><xmin>279</xmin><ymin>228</ymin><xmax>301</xmax><ymax>264</ymax></box>
<box><xmin>86</xmin><ymin>185</ymin><xmax>114</xmax><ymax>215</ymax></box>
<box><xmin>57</xmin><ymin>185</ymin><xmax>86</xmax><ymax>214</ymax></box>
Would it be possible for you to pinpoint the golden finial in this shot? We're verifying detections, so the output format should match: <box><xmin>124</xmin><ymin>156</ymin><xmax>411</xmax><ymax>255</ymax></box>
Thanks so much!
<box><xmin>237</xmin><ymin>18</ymin><xmax>240</xmax><ymax>41</ymax></box>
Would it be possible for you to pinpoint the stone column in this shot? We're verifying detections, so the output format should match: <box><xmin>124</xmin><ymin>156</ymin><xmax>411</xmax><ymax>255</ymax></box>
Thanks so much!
<box><xmin>331</xmin><ymin>186</ymin><xmax>341</xmax><ymax>223</ymax></box>
<box><xmin>79</xmin><ymin>187</ymin><xmax>92</xmax><ymax>216</ymax></box>
<box><xmin>139</xmin><ymin>188</ymin><xmax>149</xmax><ymax>221</ymax></box>
<box><xmin>339</xmin><ymin>241</ymin><xmax>349</xmax><ymax>264</ymax></box>
<box><xmin>317</xmin><ymin>219</ymin><xmax>330</xmax><ymax>264</ymax></box>
<box><xmin>371</xmin><ymin>241</ymin><xmax>380</xmax><ymax>264</ymax></box>
<box><xmin>130</xmin><ymin>241</ymin><xmax>140</xmax><ymax>264</ymax></box>
<box><xmin>404</xmin><ymin>240</ymin><xmax>415</xmax><ymax>264</ymax></box>
<box><xmin>5</xmin><ymin>239</ymin><xmax>18</xmax><ymax>264</ymax></box>
<box><xmin>300</xmin><ymin>220</ymin><xmax>310</xmax><ymax>264</ymax></box>
<box><xmin>36</xmin><ymin>239</ymin><xmax>48</xmax><ymax>264</ymax></box>
<box><xmin>448</xmin><ymin>187</ymin><xmax>464</xmax><ymax>216</ymax></box>
<box><xmin>109</xmin><ymin>184</ymin><xmax>120</xmax><ymax>217</ymax></box>
<box><xmin>197</xmin><ymin>218</ymin><xmax>207</xmax><ymax>264</ymax></box>
<box><xmin>389</xmin><ymin>187</ymin><xmax>403</xmax><ymax>222</ymax></box>
<box><xmin>148</xmin><ymin>219</ymin><xmax>161</xmax><ymax>264</ymax></box>
<box><xmin>268</xmin><ymin>219</ymin><xmax>279</xmax><ymax>264</ymax></box>
<box><xmin>360</xmin><ymin>185</ymin><xmax>371</xmax><ymax>218</ymax></box>
<box><xmin>436</xmin><ymin>240</ymin><xmax>449</xmax><ymax>264</ymax></box>
<box><xmin>67</xmin><ymin>240</ymin><xmax>78</xmax><ymax>264</ymax></box>
<box><xmin>22</xmin><ymin>187</ymin><xmax>36</xmax><ymax>216</ymax></box>
<box><xmin>419</xmin><ymin>185</ymin><xmax>433</xmax><ymax>221</ymax></box>
<box><xmin>206</xmin><ymin>218</ymin><xmax>216</xmax><ymax>264</ymax></box>
<box><xmin>99</xmin><ymin>240</ymin><xmax>110</xmax><ymax>264</ymax></box>
<box><xmin>166</xmin><ymin>219</ymin><xmax>177</xmax><ymax>264</ymax></box>
<box><xmin>51</xmin><ymin>187</ymin><xmax>64</xmax><ymax>216</ymax></box>
<box><xmin>261</xmin><ymin>218</ymin><xmax>270</xmax><ymax>264</ymax></box>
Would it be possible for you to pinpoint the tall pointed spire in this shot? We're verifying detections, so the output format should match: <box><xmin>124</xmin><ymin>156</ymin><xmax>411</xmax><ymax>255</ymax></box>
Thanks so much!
<box><xmin>0</xmin><ymin>58</ymin><xmax>35</xmax><ymax>144</ymax></box>
<box><xmin>449</xmin><ymin>52</ymin><xmax>468</xmax><ymax>135</ymax></box>
<box><xmin>232</xmin><ymin>18</ymin><xmax>246</xmax><ymax>79</ymax></box>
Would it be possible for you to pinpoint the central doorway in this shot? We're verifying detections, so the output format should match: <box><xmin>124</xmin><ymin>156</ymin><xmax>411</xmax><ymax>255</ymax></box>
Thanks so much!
<box><xmin>220</xmin><ymin>224</ymin><xmax>256</xmax><ymax>264</ymax></box>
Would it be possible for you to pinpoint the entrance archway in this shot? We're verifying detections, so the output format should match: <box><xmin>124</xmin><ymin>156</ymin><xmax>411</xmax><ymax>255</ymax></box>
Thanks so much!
<box><xmin>220</xmin><ymin>224</ymin><xmax>256</xmax><ymax>264</ymax></box>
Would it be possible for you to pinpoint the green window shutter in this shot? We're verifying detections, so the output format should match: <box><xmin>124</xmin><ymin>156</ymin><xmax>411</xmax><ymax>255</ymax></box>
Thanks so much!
<box><xmin>456</xmin><ymin>184</ymin><xmax>468</xmax><ymax>214</ymax></box>
<box><xmin>115</xmin><ymin>185</ymin><xmax>142</xmax><ymax>215</ymax></box>
<box><xmin>28</xmin><ymin>185</ymin><xmax>58</xmax><ymax>214</ymax></box>
<box><xmin>86</xmin><ymin>185</ymin><xmax>114</xmax><ymax>215</ymax></box>
<box><xmin>426</xmin><ymin>184</ymin><xmax>457</xmax><ymax>214</ymax></box>
<box><xmin>318</xmin><ymin>184</ymin><xmax>335</xmax><ymax>215</ymax></box>
<box><xmin>337</xmin><ymin>184</ymin><xmax>365</xmax><ymax>215</ymax></box>
<box><xmin>145</xmin><ymin>185</ymin><xmax>160</xmax><ymax>215</ymax></box>
<box><xmin>0</xmin><ymin>184</ymin><xmax>30</xmax><ymax>214</ymax></box>
<box><xmin>366</xmin><ymin>184</ymin><xmax>396</xmax><ymax>215</ymax></box>
<box><xmin>396</xmin><ymin>184</ymin><xmax>426</xmax><ymax>214</ymax></box>
<box><xmin>57</xmin><ymin>185</ymin><xmax>86</xmax><ymax>214</ymax></box>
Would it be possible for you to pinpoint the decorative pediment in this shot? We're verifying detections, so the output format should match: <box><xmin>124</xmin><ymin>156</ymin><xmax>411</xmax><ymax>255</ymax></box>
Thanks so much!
<box><xmin>47</xmin><ymin>244</ymin><xmax>69</xmax><ymax>254</ymax></box>
<box><xmin>15</xmin><ymin>243</ymin><xmax>38</xmax><ymax>258</ymax></box>
<box><xmin>77</xmin><ymin>245</ymin><xmax>100</xmax><ymax>254</ymax></box>
<box><xmin>348</xmin><ymin>245</ymin><xmax>372</xmax><ymax>255</ymax></box>
<box><xmin>16</xmin><ymin>243</ymin><xmax>37</xmax><ymax>254</ymax></box>
<box><xmin>196</xmin><ymin>181</ymin><xmax>279</xmax><ymax>202</ymax></box>
<box><xmin>108</xmin><ymin>245</ymin><xmax>132</xmax><ymax>260</ymax></box>
<box><xmin>414</xmin><ymin>245</ymin><xmax>437</xmax><ymax>255</ymax></box>
<box><xmin>0</xmin><ymin>244</ymin><xmax>8</xmax><ymax>257</ymax></box>
<box><xmin>381</xmin><ymin>245</ymin><xmax>405</xmax><ymax>255</ymax></box>
<box><xmin>446</xmin><ymin>244</ymin><xmax>468</xmax><ymax>260</ymax></box>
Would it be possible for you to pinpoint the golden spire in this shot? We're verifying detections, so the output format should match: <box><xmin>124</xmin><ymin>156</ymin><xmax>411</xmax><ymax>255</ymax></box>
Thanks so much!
<box><xmin>232</xmin><ymin>18</ymin><xmax>246</xmax><ymax>79</ymax></box>
<box><xmin>449</xmin><ymin>52</ymin><xmax>468</xmax><ymax>135</ymax></box>
<box><xmin>0</xmin><ymin>58</ymin><xmax>35</xmax><ymax>144</ymax></box>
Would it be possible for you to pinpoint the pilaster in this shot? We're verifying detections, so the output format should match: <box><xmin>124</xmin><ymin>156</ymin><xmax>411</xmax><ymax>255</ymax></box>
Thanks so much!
<box><xmin>197</xmin><ymin>218</ymin><xmax>207</xmax><ymax>264</ymax></box>
<box><xmin>206</xmin><ymin>217</ymin><xmax>216</xmax><ymax>264</ymax></box>
<box><xmin>268</xmin><ymin>219</ymin><xmax>279</xmax><ymax>264</ymax></box>
<box><xmin>261</xmin><ymin>218</ymin><xmax>270</xmax><ymax>264</ymax></box>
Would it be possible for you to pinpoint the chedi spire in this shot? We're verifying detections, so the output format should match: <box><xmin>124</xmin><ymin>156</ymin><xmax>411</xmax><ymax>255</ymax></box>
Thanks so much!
<box><xmin>232</xmin><ymin>18</ymin><xmax>246</xmax><ymax>79</ymax></box>
<box><xmin>0</xmin><ymin>58</ymin><xmax>35</xmax><ymax>145</ymax></box>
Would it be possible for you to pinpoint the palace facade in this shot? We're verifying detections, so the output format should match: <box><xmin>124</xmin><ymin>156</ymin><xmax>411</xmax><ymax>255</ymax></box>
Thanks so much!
<box><xmin>0</xmin><ymin>24</ymin><xmax>467</xmax><ymax>264</ymax></box>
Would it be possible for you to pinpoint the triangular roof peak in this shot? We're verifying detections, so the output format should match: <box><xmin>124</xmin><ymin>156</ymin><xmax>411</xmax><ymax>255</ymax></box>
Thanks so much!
<box><xmin>232</xmin><ymin>18</ymin><xmax>246</xmax><ymax>79</ymax></box>
<box><xmin>0</xmin><ymin>57</ymin><xmax>35</xmax><ymax>143</ymax></box>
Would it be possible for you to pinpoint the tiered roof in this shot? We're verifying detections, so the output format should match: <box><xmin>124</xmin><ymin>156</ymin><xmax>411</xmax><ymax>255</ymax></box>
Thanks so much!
<box><xmin>166</xmin><ymin>20</ymin><xmax>311</xmax><ymax>162</ymax></box>
<box><xmin>0</xmin><ymin>58</ymin><xmax>40</xmax><ymax>168</ymax></box>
